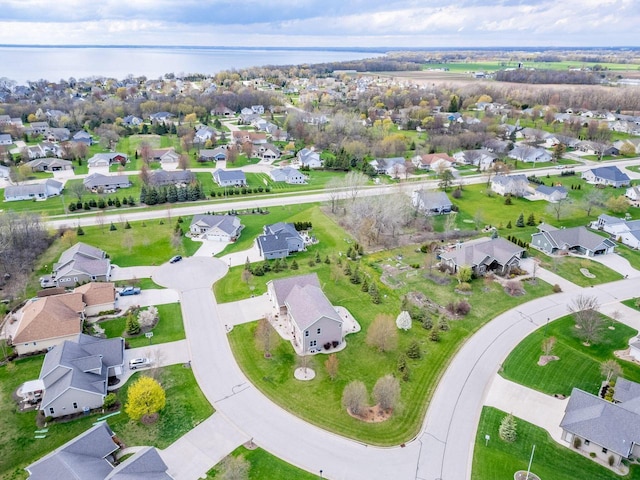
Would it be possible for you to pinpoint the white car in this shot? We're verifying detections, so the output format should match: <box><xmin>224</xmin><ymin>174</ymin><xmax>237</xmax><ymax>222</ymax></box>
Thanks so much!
<box><xmin>129</xmin><ymin>357</ymin><xmax>152</xmax><ymax>370</ymax></box>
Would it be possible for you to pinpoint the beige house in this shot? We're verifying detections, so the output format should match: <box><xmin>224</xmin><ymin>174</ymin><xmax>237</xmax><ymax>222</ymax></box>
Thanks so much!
<box><xmin>267</xmin><ymin>273</ymin><xmax>343</xmax><ymax>354</ymax></box>
<box><xmin>12</xmin><ymin>293</ymin><xmax>84</xmax><ymax>355</ymax></box>
<box><xmin>74</xmin><ymin>282</ymin><xmax>116</xmax><ymax>317</ymax></box>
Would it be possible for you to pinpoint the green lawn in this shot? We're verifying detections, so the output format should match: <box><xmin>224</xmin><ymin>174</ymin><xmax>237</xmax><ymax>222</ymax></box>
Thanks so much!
<box><xmin>472</xmin><ymin>407</ymin><xmax>640</xmax><ymax>480</ymax></box>
<box><xmin>0</xmin><ymin>359</ymin><xmax>212</xmax><ymax>480</ymax></box>
<box><xmin>207</xmin><ymin>446</ymin><xmax>318</xmax><ymax>479</ymax></box>
<box><xmin>219</xmin><ymin>207</ymin><xmax>554</xmax><ymax>445</ymax></box>
<box><xmin>501</xmin><ymin>315</ymin><xmax>638</xmax><ymax>397</ymax></box>
<box><xmin>623</xmin><ymin>298</ymin><xmax>640</xmax><ymax>311</ymax></box>
<box><xmin>100</xmin><ymin>303</ymin><xmax>185</xmax><ymax>348</ymax></box>
<box><xmin>535</xmin><ymin>254</ymin><xmax>623</xmax><ymax>287</ymax></box>
<box><xmin>113</xmin><ymin>278</ymin><xmax>164</xmax><ymax>290</ymax></box>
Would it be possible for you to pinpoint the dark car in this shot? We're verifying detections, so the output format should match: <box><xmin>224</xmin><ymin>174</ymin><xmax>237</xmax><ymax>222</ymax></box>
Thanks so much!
<box><xmin>169</xmin><ymin>255</ymin><xmax>182</xmax><ymax>264</ymax></box>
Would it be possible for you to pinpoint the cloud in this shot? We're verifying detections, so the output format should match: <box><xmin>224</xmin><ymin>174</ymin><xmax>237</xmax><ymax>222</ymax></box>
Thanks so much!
<box><xmin>0</xmin><ymin>0</ymin><xmax>637</xmax><ymax>46</ymax></box>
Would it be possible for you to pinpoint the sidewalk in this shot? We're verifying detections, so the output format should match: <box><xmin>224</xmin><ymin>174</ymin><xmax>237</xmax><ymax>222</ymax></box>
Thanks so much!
<box><xmin>484</xmin><ymin>375</ymin><xmax>567</xmax><ymax>444</ymax></box>
<box><xmin>520</xmin><ymin>258</ymin><xmax>581</xmax><ymax>293</ymax></box>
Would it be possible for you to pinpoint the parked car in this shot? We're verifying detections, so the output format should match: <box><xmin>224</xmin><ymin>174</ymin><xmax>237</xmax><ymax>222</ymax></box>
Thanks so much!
<box><xmin>129</xmin><ymin>357</ymin><xmax>152</xmax><ymax>370</ymax></box>
<box><xmin>169</xmin><ymin>255</ymin><xmax>182</xmax><ymax>264</ymax></box>
<box><xmin>119</xmin><ymin>286</ymin><xmax>141</xmax><ymax>296</ymax></box>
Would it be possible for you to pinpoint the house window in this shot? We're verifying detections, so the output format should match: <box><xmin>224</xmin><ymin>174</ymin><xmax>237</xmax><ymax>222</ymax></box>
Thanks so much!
<box><xmin>305</xmin><ymin>331</ymin><xmax>309</xmax><ymax>337</ymax></box>
<box><xmin>584</xmin><ymin>440</ymin><xmax>590</xmax><ymax>446</ymax></box>
<box><xmin>49</xmin><ymin>407</ymin><xmax>54</xmax><ymax>415</ymax></box>
<box><xmin>317</xmin><ymin>328</ymin><xmax>321</xmax><ymax>335</ymax></box>
<box><xmin>602</xmin><ymin>448</ymin><xmax>608</xmax><ymax>454</ymax></box>
<box><xmin>310</xmin><ymin>340</ymin><xmax>317</xmax><ymax>347</ymax></box>
<box><xmin>73</xmin><ymin>402</ymin><xmax>78</xmax><ymax>409</ymax></box>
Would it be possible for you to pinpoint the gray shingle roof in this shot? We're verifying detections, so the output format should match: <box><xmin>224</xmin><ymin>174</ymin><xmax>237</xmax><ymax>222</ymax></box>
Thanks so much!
<box><xmin>53</xmin><ymin>242</ymin><xmax>111</xmax><ymax>280</ymax></box>
<box><xmin>190</xmin><ymin>214</ymin><xmax>241</xmax><ymax>236</ymax></box>
<box><xmin>439</xmin><ymin>237</ymin><xmax>524</xmax><ymax>268</ymax></box>
<box><xmin>536</xmin><ymin>185</ymin><xmax>567</xmax><ymax>196</ymax></box>
<box><xmin>213</xmin><ymin>169</ymin><xmax>246</xmax><ymax>183</ymax></box>
<box><xmin>4</xmin><ymin>179</ymin><xmax>62</xmax><ymax>199</ymax></box>
<box><xmin>83</xmin><ymin>173</ymin><xmax>130</xmax><ymax>189</ymax></box>
<box><xmin>39</xmin><ymin>335</ymin><xmax>124</xmax><ymax>410</ymax></box>
<box><xmin>537</xmin><ymin>226</ymin><xmax>615</xmax><ymax>252</ymax></box>
<box><xmin>561</xmin><ymin>387</ymin><xmax>640</xmax><ymax>458</ymax></box>
<box><xmin>106</xmin><ymin>446</ymin><xmax>172</xmax><ymax>479</ymax></box>
<box><xmin>589</xmin><ymin>166</ymin><xmax>630</xmax><ymax>183</ymax></box>
<box><xmin>257</xmin><ymin>234</ymin><xmax>289</xmax><ymax>254</ymax></box>
<box><xmin>148</xmin><ymin>170</ymin><xmax>194</xmax><ymax>186</ymax></box>
<box><xmin>268</xmin><ymin>274</ymin><xmax>342</xmax><ymax>331</ymax></box>
<box><xmin>26</xmin><ymin>422</ymin><xmax>117</xmax><ymax>480</ymax></box>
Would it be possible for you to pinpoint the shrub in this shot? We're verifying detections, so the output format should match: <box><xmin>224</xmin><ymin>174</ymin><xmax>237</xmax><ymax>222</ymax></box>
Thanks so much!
<box><xmin>324</xmin><ymin>342</ymin><xmax>331</xmax><ymax>350</ymax></box>
<box><xmin>406</xmin><ymin>340</ymin><xmax>422</xmax><ymax>359</ymax></box>
<box><xmin>553</xmin><ymin>284</ymin><xmax>562</xmax><ymax>293</ymax></box>
<box><xmin>332</xmin><ymin>340</ymin><xmax>339</xmax><ymax>348</ymax></box>
<box><xmin>590</xmin><ymin>452</ymin><xmax>596</xmax><ymax>458</ymax></box>
<box><xmin>421</xmin><ymin>317</ymin><xmax>433</xmax><ymax>330</ymax></box>
<box><xmin>430</xmin><ymin>329</ymin><xmax>440</xmax><ymax>342</ymax></box>
<box><xmin>457</xmin><ymin>282</ymin><xmax>472</xmax><ymax>292</ymax></box>
<box><xmin>499</xmin><ymin>413</ymin><xmax>517</xmax><ymax>442</ymax></box>
<box><xmin>103</xmin><ymin>393</ymin><xmax>117</xmax><ymax>409</ymax></box>
<box><xmin>455</xmin><ymin>300</ymin><xmax>471</xmax><ymax>316</ymax></box>
<box><xmin>609</xmin><ymin>455</ymin><xmax>615</xmax><ymax>467</ymax></box>
<box><xmin>573</xmin><ymin>437</ymin><xmax>582</xmax><ymax>449</ymax></box>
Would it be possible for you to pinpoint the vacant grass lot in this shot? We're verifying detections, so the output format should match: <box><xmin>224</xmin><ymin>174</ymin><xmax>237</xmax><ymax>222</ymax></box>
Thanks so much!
<box><xmin>501</xmin><ymin>315</ymin><xmax>638</xmax><ymax>396</ymax></box>
<box><xmin>535</xmin><ymin>255</ymin><xmax>623</xmax><ymax>286</ymax></box>
<box><xmin>0</xmin><ymin>359</ymin><xmax>212</xmax><ymax>480</ymax></box>
<box><xmin>100</xmin><ymin>303</ymin><xmax>184</xmax><ymax>348</ymax></box>
<box><xmin>207</xmin><ymin>446</ymin><xmax>318</xmax><ymax>479</ymax></box>
<box><xmin>220</xmin><ymin>207</ymin><xmax>554</xmax><ymax>445</ymax></box>
<box><xmin>472</xmin><ymin>407</ymin><xmax>640</xmax><ymax>480</ymax></box>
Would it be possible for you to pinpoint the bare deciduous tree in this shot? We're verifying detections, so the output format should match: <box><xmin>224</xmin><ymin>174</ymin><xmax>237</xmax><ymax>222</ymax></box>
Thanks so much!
<box><xmin>366</xmin><ymin>314</ymin><xmax>397</xmax><ymax>352</ymax></box>
<box><xmin>373</xmin><ymin>374</ymin><xmax>401</xmax><ymax>411</ymax></box>
<box><xmin>342</xmin><ymin>380</ymin><xmax>368</xmax><ymax>416</ymax></box>
<box><xmin>542</xmin><ymin>336</ymin><xmax>556</xmax><ymax>356</ymax></box>
<box><xmin>568</xmin><ymin>294</ymin><xmax>602</xmax><ymax>345</ymax></box>
<box><xmin>325</xmin><ymin>354</ymin><xmax>339</xmax><ymax>381</ymax></box>
<box><xmin>601</xmin><ymin>359</ymin><xmax>622</xmax><ymax>383</ymax></box>
<box><xmin>255</xmin><ymin>317</ymin><xmax>278</xmax><ymax>358</ymax></box>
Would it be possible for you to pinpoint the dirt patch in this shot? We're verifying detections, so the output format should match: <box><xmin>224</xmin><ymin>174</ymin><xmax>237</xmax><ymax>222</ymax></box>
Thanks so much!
<box><xmin>141</xmin><ymin>413</ymin><xmax>159</xmax><ymax>425</ymax></box>
<box><xmin>580</xmin><ymin>268</ymin><xmax>596</xmax><ymax>278</ymax></box>
<box><xmin>346</xmin><ymin>404</ymin><xmax>392</xmax><ymax>423</ymax></box>
<box><xmin>538</xmin><ymin>355</ymin><xmax>560</xmax><ymax>366</ymax></box>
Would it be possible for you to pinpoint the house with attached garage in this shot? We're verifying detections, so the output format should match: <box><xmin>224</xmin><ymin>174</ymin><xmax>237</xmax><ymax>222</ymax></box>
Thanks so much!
<box><xmin>369</xmin><ymin>157</ymin><xmax>406</xmax><ymax>177</ymax></box>
<box><xmin>25</xmin><ymin>422</ymin><xmax>173</xmax><ymax>480</ymax></box>
<box><xmin>213</xmin><ymin>169</ymin><xmax>247</xmax><ymax>187</ymax></box>
<box><xmin>534</xmin><ymin>184</ymin><xmax>568</xmax><ymax>203</ymax></box>
<box><xmin>411</xmin><ymin>189</ymin><xmax>453</xmax><ymax>215</ymax></box>
<box><xmin>0</xmin><ymin>164</ymin><xmax>9</xmax><ymax>179</ymax></box>
<box><xmin>411</xmin><ymin>153</ymin><xmax>454</xmax><ymax>171</ymax></box>
<box><xmin>25</xmin><ymin>157</ymin><xmax>73</xmax><ymax>172</ymax></box>
<box><xmin>490</xmin><ymin>174</ymin><xmax>530</xmax><ymax>197</ymax></box>
<box><xmin>71</xmin><ymin>130</ymin><xmax>93</xmax><ymax>145</ymax></box>
<box><xmin>189</xmin><ymin>214</ymin><xmax>243</xmax><ymax>242</ymax></box>
<box><xmin>560</xmin><ymin>378</ymin><xmax>640</xmax><ymax>468</ymax></box>
<box><xmin>453</xmin><ymin>149</ymin><xmax>497</xmax><ymax>171</ymax></box>
<box><xmin>269</xmin><ymin>167</ymin><xmax>307</xmax><ymax>184</ymax></box>
<box><xmin>43</xmin><ymin>242</ymin><xmax>111</xmax><ymax>288</ymax></box>
<box><xmin>257</xmin><ymin>222</ymin><xmax>305</xmax><ymax>259</ymax></box>
<box><xmin>267</xmin><ymin>273</ymin><xmax>343</xmax><ymax>355</ymax></box>
<box><xmin>626</xmin><ymin>186</ymin><xmax>640</xmax><ymax>202</ymax></box>
<box><xmin>198</xmin><ymin>147</ymin><xmax>227</xmax><ymax>162</ymax></box>
<box><xmin>150</xmin><ymin>148</ymin><xmax>180</xmax><ymax>165</ymax></box>
<box><xmin>508</xmin><ymin>145</ymin><xmax>552</xmax><ymax>163</ymax></box>
<box><xmin>4</xmin><ymin>179</ymin><xmax>63</xmax><ymax>202</ymax></box>
<box><xmin>36</xmin><ymin>334</ymin><xmax>124</xmax><ymax>418</ymax></box>
<box><xmin>87</xmin><ymin>152</ymin><xmax>128</xmax><ymax>167</ymax></box>
<box><xmin>0</xmin><ymin>133</ymin><xmax>12</xmax><ymax>145</ymax></box>
<box><xmin>582</xmin><ymin>166</ymin><xmax>631</xmax><ymax>188</ymax></box>
<box><xmin>591</xmin><ymin>214</ymin><xmax>640</xmax><ymax>250</ymax></box>
<box><xmin>83</xmin><ymin>173</ymin><xmax>131</xmax><ymax>191</ymax></box>
<box><xmin>439</xmin><ymin>237</ymin><xmax>525</xmax><ymax>277</ymax></box>
<box><xmin>295</xmin><ymin>148</ymin><xmax>323</xmax><ymax>169</ymax></box>
<box><xmin>148</xmin><ymin>169</ymin><xmax>194</xmax><ymax>187</ymax></box>
<box><xmin>531</xmin><ymin>224</ymin><xmax>616</xmax><ymax>256</ymax></box>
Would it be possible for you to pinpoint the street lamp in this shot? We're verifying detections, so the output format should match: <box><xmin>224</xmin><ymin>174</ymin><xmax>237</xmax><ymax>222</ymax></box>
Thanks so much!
<box><xmin>543</xmin><ymin>317</ymin><xmax>550</xmax><ymax>338</ymax></box>
<box><xmin>319</xmin><ymin>469</ymin><xmax>323</xmax><ymax>479</ymax></box>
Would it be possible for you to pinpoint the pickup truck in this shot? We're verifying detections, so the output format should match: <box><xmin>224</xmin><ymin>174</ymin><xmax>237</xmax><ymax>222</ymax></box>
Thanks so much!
<box><xmin>119</xmin><ymin>286</ymin><xmax>141</xmax><ymax>296</ymax></box>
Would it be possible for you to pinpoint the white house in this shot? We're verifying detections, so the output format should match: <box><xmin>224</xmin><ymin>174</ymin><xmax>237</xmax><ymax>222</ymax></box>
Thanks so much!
<box><xmin>269</xmin><ymin>167</ymin><xmax>307</xmax><ymax>184</ymax></box>
<box><xmin>490</xmin><ymin>174</ymin><xmax>530</xmax><ymax>197</ymax></box>
<box><xmin>189</xmin><ymin>214</ymin><xmax>243</xmax><ymax>242</ymax></box>
<box><xmin>296</xmin><ymin>148</ymin><xmax>322</xmax><ymax>169</ymax></box>
<box><xmin>4</xmin><ymin>179</ymin><xmax>63</xmax><ymax>202</ymax></box>
<box><xmin>582</xmin><ymin>166</ymin><xmax>631</xmax><ymax>188</ymax></box>
<box><xmin>213</xmin><ymin>169</ymin><xmax>247</xmax><ymax>187</ymax></box>
<box><xmin>592</xmin><ymin>214</ymin><xmax>640</xmax><ymax>249</ymax></box>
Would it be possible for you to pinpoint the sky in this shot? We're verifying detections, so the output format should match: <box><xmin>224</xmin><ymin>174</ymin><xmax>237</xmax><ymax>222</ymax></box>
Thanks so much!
<box><xmin>0</xmin><ymin>0</ymin><xmax>638</xmax><ymax>48</ymax></box>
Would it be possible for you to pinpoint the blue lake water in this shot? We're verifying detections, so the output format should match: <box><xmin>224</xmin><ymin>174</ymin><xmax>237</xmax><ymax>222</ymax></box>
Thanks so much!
<box><xmin>0</xmin><ymin>46</ymin><xmax>384</xmax><ymax>84</ymax></box>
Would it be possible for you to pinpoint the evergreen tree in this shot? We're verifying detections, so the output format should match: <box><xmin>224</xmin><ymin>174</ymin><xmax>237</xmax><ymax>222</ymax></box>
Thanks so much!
<box><xmin>77</xmin><ymin>226</ymin><xmax>85</xmax><ymax>236</ymax></box>
<box><xmin>177</xmin><ymin>186</ymin><xmax>187</xmax><ymax>202</ymax></box>
<box><xmin>114</xmin><ymin>197</ymin><xmax>121</xmax><ymax>208</ymax></box>
<box><xmin>515</xmin><ymin>213</ymin><xmax>525</xmax><ymax>228</ymax></box>
<box><xmin>361</xmin><ymin>277</ymin><xmax>369</xmax><ymax>292</ymax></box>
<box><xmin>128</xmin><ymin>196</ymin><xmax>135</xmax><ymax>206</ymax></box>
<box><xmin>291</xmin><ymin>259</ymin><xmax>299</xmax><ymax>270</ymax></box>
<box><xmin>368</xmin><ymin>281</ymin><xmax>380</xmax><ymax>304</ymax></box>
<box><xmin>350</xmin><ymin>264</ymin><xmax>361</xmax><ymax>284</ymax></box>
<box><xmin>499</xmin><ymin>413</ymin><xmax>518</xmax><ymax>442</ymax></box>
<box><xmin>126</xmin><ymin>314</ymin><xmax>140</xmax><ymax>335</ymax></box>
<box><xmin>406</xmin><ymin>340</ymin><xmax>422</xmax><ymax>359</ymax></box>
<box><xmin>124</xmin><ymin>221</ymin><xmax>131</xmax><ymax>229</ymax></box>
<box><xmin>526</xmin><ymin>213</ymin><xmax>536</xmax><ymax>226</ymax></box>
<box><xmin>109</xmin><ymin>222</ymin><xmax>117</xmax><ymax>231</ymax></box>
<box><xmin>167</xmin><ymin>185</ymin><xmax>178</xmax><ymax>203</ymax></box>
<box><xmin>315</xmin><ymin>251</ymin><xmax>321</xmax><ymax>263</ymax></box>
<box><xmin>324</xmin><ymin>255</ymin><xmax>330</xmax><ymax>264</ymax></box>
<box><xmin>506</xmin><ymin>220</ymin><xmax>512</xmax><ymax>229</ymax></box>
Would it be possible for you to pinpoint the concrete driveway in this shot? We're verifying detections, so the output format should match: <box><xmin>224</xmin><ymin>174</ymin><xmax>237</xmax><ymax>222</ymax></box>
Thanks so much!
<box><xmin>582</xmin><ymin>252</ymin><xmax>640</xmax><ymax>278</ymax></box>
<box><xmin>217</xmin><ymin>294</ymin><xmax>271</xmax><ymax>327</ymax></box>
<box><xmin>219</xmin><ymin>244</ymin><xmax>263</xmax><ymax>268</ymax></box>
<box><xmin>111</xmin><ymin>265</ymin><xmax>159</xmax><ymax>281</ymax></box>
<box><xmin>116</xmin><ymin>288</ymin><xmax>179</xmax><ymax>310</ymax></box>
<box><xmin>152</xmin><ymin>256</ymin><xmax>228</xmax><ymax>291</ymax></box>
<box><xmin>108</xmin><ymin>339</ymin><xmax>190</xmax><ymax>390</ymax></box>
<box><xmin>160</xmin><ymin>414</ymin><xmax>250</xmax><ymax>480</ymax></box>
